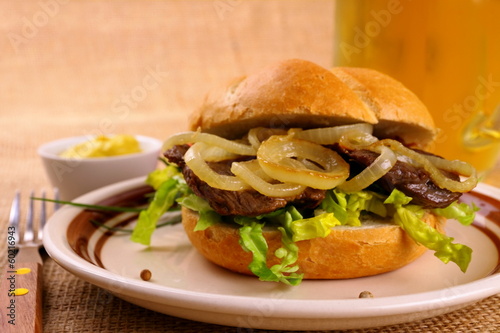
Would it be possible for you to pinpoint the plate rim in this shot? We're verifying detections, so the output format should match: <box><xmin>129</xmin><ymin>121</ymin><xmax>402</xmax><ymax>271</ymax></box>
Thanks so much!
<box><xmin>43</xmin><ymin>177</ymin><xmax>500</xmax><ymax>320</ymax></box>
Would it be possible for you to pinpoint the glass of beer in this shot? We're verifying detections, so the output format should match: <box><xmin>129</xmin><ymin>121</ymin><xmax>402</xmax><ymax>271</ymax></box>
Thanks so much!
<box><xmin>333</xmin><ymin>0</ymin><xmax>500</xmax><ymax>176</ymax></box>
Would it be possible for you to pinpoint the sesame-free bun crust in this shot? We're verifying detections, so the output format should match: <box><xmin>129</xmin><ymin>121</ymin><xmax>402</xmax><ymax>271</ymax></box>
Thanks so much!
<box><xmin>331</xmin><ymin>67</ymin><xmax>436</xmax><ymax>148</ymax></box>
<box><xmin>182</xmin><ymin>207</ymin><xmax>446</xmax><ymax>279</ymax></box>
<box><xmin>189</xmin><ymin>59</ymin><xmax>436</xmax><ymax>148</ymax></box>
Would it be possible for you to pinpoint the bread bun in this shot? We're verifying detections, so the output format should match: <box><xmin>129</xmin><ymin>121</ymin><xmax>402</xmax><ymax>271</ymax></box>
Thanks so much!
<box><xmin>330</xmin><ymin>67</ymin><xmax>436</xmax><ymax>148</ymax></box>
<box><xmin>182</xmin><ymin>59</ymin><xmax>447</xmax><ymax>280</ymax></box>
<box><xmin>182</xmin><ymin>207</ymin><xmax>446</xmax><ymax>279</ymax></box>
<box><xmin>189</xmin><ymin>59</ymin><xmax>436</xmax><ymax>148</ymax></box>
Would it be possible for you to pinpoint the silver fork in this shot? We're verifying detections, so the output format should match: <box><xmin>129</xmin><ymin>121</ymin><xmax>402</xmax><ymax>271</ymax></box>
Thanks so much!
<box><xmin>1</xmin><ymin>190</ymin><xmax>58</xmax><ymax>333</ymax></box>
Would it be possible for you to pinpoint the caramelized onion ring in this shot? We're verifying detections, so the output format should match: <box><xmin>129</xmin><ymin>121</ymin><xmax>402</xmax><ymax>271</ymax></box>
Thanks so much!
<box><xmin>293</xmin><ymin>124</ymin><xmax>375</xmax><ymax>145</ymax></box>
<box><xmin>377</xmin><ymin>139</ymin><xmax>477</xmax><ymax>193</ymax></box>
<box><xmin>184</xmin><ymin>143</ymin><xmax>250</xmax><ymax>191</ymax></box>
<box><xmin>231</xmin><ymin>160</ymin><xmax>306</xmax><ymax>197</ymax></box>
<box><xmin>247</xmin><ymin>128</ymin><xmax>288</xmax><ymax>150</ymax></box>
<box><xmin>164</xmin><ymin>131</ymin><xmax>256</xmax><ymax>156</ymax></box>
<box><xmin>338</xmin><ymin>146</ymin><xmax>397</xmax><ymax>193</ymax></box>
<box><xmin>198</xmin><ymin>145</ymin><xmax>240</xmax><ymax>162</ymax></box>
<box><xmin>257</xmin><ymin>136</ymin><xmax>350</xmax><ymax>189</ymax></box>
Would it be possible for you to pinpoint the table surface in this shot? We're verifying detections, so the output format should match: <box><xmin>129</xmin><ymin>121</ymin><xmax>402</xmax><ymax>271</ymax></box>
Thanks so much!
<box><xmin>1</xmin><ymin>1</ymin><xmax>499</xmax><ymax>332</ymax></box>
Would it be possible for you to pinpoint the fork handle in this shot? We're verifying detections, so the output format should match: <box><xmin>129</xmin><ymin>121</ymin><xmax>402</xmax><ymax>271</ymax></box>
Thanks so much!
<box><xmin>0</xmin><ymin>262</ymin><xmax>43</xmax><ymax>333</ymax></box>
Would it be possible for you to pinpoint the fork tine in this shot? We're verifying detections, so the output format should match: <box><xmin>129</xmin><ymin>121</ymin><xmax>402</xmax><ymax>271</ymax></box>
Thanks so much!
<box><xmin>9</xmin><ymin>190</ymin><xmax>20</xmax><ymax>223</ymax></box>
<box><xmin>54</xmin><ymin>187</ymin><xmax>61</xmax><ymax>210</ymax></box>
<box><xmin>36</xmin><ymin>190</ymin><xmax>47</xmax><ymax>242</ymax></box>
<box><xmin>25</xmin><ymin>190</ymin><xmax>35</xmax><ymax>243</ymax></box>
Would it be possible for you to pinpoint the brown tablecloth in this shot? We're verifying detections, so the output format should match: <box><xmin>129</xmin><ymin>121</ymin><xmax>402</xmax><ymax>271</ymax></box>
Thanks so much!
<box><xmin>1</xmin><ymin>1</ymin><xmax>499</xmax><ymax>332</ymax></box>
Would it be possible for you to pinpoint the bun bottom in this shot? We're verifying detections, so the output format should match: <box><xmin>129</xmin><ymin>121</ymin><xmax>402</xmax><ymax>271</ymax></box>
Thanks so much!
<box><xmin>181</xmin><ymin>207</ymin><xmax>446</xmax><ymax>279</ymax></box>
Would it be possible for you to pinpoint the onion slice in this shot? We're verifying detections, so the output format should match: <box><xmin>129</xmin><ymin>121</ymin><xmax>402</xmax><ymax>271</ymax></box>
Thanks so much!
<box><xmin>184</xmin><ymin>142</ymin><xmax>250</xmax><ymax>191</ymax></box>
<box><xmin>338</xmin><ymin>146</ymin><xmax>397</xmax><ymax>193</ymax></box>
<box><xmin>420</xmin><ymin>154</ymin><xmax>476</xmax><ymax>177</ymax></box>
<box><xmin>231</xmin><ymin>160</ymin><xmax>306</xmax><ymax>197</ymax></box>
<box><xmin>163</xmin><ymin>131</ymin><xmax>256</xmax><ymax>156</ymax></box>
<box><xmin>247</xmin><ymin>127</ymin><xmax>288</xmax><ymax>150</ymax></box>
<box><xmin>377</xmin><ymin>139</ymin><xmax>478</xmax><ymax>193</ymax></box>
<box><xmin>293</xmin><ymin>123</ymin><xmax>375</xmax><ymax>145</ymax></box>
<box><xmin>198</xmin><ymin>145</ymin><xmax>240</xmax><ymax>162</ymax></box>
<box><xmin>257</xmin><ymin>136</ymin><xmax>350</xmax><ymax>189</ymax></box>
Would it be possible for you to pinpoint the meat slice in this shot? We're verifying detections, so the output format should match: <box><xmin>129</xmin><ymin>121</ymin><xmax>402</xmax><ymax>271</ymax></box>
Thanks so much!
<box><xmin>164</xmin><ymin>144</ymin><xmax>189</xmax><ymax>167</ymax></box>
<box><xmin>183</xmin><ymin>166</ymin><xmax>286</xmax><ymax>216</ymax></box>
<box><xmin>164</xmin><ymin>145</ymin><xmax>326</xmax><ymax>216</ymax></box>
<box><xmin>339</xmin><ymin>148</ymin><xmax>462</xmax><ymax>208</ymax></box>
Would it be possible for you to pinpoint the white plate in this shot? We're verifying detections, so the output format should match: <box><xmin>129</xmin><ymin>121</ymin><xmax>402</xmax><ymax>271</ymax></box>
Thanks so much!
<box><xmin>43</xmin><ymin>177</ymin><xmax>500</xmax><ymax>331</ymax></box>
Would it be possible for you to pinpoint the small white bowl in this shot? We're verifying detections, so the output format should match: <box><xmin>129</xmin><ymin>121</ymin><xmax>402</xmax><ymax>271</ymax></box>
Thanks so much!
<box><xmin>38</xmin><ymin>135</ymin><xmax>162</xmax><ymax>201</ymax></box>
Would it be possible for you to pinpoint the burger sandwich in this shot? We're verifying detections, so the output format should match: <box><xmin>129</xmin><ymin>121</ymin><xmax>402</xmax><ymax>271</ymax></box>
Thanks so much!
<box><xmin>131</xmin><ymin>59</ymin><xmax>478</xmax><ymax>285</ymax></box>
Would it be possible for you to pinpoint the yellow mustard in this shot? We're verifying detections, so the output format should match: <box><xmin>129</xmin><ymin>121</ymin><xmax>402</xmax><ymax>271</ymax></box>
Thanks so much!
<box><xmin>60</xmin><ymin>135</ymin><xmax>141</xmax><ymax>158</ymax></box>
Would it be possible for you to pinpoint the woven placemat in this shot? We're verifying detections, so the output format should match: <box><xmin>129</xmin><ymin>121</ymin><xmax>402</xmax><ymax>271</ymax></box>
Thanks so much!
<box><xmin>42</xmin><ymin>258</ymin><xmax>499</xmax><ymax>333</ymax></box>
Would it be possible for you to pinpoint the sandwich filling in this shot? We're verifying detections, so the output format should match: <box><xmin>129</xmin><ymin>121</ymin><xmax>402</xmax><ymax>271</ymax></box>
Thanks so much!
<box><xmin>130</xmin><ymin>124</ymin><xmax>478</xmax><ymax>285</ymax></box>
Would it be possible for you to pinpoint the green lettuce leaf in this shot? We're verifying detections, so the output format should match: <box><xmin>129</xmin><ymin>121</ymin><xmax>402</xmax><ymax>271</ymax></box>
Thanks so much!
<box><xmin>384</xmin><ymin>189</ymin><xmax>473</xmax><ymax>272</ymax></box>
<box><xmin>317</xmin><ymin>190</ymin><xmax>348</xmax><ymax>223</ymax></box>
<box><xmin>318</xmin><ymin>189</ymin><xmax>387</xmax><ymax>226</ymax></box>
<box><xmin>433</xmin><ymin>201</ymin><xmax>479</xmax><ymax>226</ymax></box>
<box><xmin>290</xmin><ymin>213</ymin><xmax>341</xmax><ymax>242</ymax></box>
<box><xmin>177</xmin><ymin>194</ymin><xmax>221</xmax><ymax>231</ymax></box>
<box><xmin>238</xmin><ymin>208</ymin><xmax>303</xmax><ymax>285</ymax></box>
<box><xmin>271</xmin><ymin>226</ymin><xmax>302</xmax><ymax>283</ymax></box>
<box><xmin>131</xmin><ymin>173</ymin><xmax>188</xmax><ymax>245</ymax></box>
<box><xmin>145</xmin><ymin>164</ymin><xmax>181</xmax><ymax>190</ymax></box>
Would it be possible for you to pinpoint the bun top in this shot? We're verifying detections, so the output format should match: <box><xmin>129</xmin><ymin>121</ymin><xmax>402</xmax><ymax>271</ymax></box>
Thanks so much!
<box><xmin>189</xmin><ymin>59</ymin><xmax>436</xmax><ymax>148</ymax></box>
